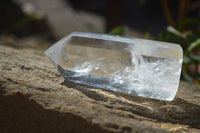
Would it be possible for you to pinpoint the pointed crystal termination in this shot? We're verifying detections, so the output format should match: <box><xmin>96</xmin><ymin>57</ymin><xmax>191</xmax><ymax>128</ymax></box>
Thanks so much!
<box><xmin>45</xmin><ymin>32</ymin><xmax>183</xmax><ymax>101</ymax></box>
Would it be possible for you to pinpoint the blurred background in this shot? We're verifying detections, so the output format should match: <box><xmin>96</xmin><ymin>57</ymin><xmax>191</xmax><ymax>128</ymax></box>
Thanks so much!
<box><xmin>1</xmin><ymin>0</ymin><xmax>200</xmax><ymax>83</ymax></box>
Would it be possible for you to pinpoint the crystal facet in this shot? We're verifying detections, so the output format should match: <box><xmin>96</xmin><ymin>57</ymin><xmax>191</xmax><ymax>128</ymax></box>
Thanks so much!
<box><xmin>45</xmin><ymin>32</ymin><xmax>183</xmax><ymax>101</ymax></box>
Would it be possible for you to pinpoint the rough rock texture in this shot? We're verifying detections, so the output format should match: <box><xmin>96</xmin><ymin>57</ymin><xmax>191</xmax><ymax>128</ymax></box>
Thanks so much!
<box><xmin>0</xmin><ymin>43</ymin><xmax>200</xmax><ymax>133</ymax></box>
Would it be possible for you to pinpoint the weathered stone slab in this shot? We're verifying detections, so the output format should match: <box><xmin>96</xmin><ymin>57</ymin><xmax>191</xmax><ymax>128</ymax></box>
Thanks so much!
<box><xmin>0</xmin><ymin>44</ymin><xmax>200</xmax><ymax>133</ymax></box>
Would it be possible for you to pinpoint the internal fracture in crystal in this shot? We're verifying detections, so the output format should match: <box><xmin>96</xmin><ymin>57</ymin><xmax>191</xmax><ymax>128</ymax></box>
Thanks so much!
<box><xmin>45</xmin><ymin>32</ymin><xmax>183</xmax><ymax>101</ymax></box>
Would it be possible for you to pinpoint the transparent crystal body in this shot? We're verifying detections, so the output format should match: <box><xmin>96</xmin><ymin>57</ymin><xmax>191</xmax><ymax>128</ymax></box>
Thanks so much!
<box><xmin>45</xmin><ymin>32</ymin><xmax>183</xmax><ymax>101</ymax></box>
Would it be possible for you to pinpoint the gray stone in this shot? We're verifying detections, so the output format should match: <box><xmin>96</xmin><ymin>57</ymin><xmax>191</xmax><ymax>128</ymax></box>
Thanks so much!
<box><xmin>0</xmin><ymin>43</ymin><xmax>200</xmax><ymax>133</ymax></box>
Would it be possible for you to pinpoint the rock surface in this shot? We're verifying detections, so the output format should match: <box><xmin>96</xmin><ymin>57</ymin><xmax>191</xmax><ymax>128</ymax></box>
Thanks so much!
<box><xmin>0</xmin><ymin>43</ymin><xmax>200</xmax><ymax>133</ymax></box>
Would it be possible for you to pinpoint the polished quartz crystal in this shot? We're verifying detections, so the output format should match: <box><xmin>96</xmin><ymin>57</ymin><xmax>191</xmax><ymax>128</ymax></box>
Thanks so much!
<box><xmin>45</xmin><ymin>32</ymin><xmax>183</xmax><ymax>101</ymax></box>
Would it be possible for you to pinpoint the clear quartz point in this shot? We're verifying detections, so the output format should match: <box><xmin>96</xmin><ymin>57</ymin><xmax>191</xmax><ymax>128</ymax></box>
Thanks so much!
<box><xmin>45</xmin><ymin>32</ymin><xmax>183</xmax><ymax>101</ymax></box>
